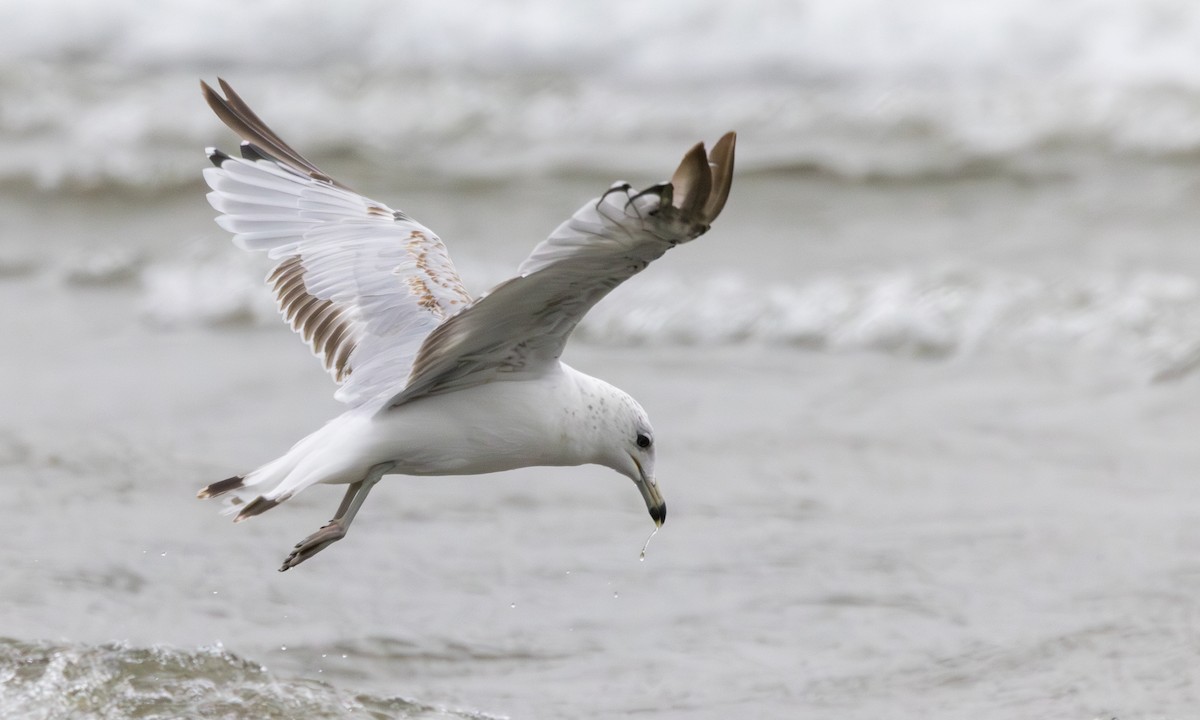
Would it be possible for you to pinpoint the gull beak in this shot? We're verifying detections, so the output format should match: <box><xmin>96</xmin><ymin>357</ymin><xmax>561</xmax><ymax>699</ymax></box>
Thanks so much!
<box><xmin>631</xmin><ymin>456</ymin><xmax>666</xmax><ymax>527</ymax></box>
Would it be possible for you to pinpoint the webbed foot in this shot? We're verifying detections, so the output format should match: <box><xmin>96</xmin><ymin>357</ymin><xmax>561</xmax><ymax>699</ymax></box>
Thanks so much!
<box><xmin>279</xmin><ymin>520</ymin><xmax>346</xmax><ymax>571</ymax></box>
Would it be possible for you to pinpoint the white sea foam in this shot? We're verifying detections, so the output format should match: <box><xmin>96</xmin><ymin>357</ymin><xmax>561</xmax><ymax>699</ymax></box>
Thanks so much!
<box><xmin>0</xmin><ymin>638</ymin><xmax>483</xmax><ymax>720</ymax></box>
<box><xmin>7</xmin><ymin>0</ymin><xmax>1200</xmax><ymax>190</ymax></box>
<box><xmin>139</xmin><ymin>252</ymin><xmax>276</xmax><ymax>328</ymax></box>
<box><xmin>582</xmin><ymin>269</ymin><xmax>1200</xmax><ymax>379</ymax></box>
<box><xmin>132</xmin><ymin>255</ymin><xmax>1200</xmax><ymax>381</ymax></box>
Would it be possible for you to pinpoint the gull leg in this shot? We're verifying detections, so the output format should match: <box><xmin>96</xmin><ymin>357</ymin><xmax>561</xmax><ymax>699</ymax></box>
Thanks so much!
<box><xmin>279</xmin><ymin>464</ymin><xmax>389</xmax><ymax>571</ymax></box>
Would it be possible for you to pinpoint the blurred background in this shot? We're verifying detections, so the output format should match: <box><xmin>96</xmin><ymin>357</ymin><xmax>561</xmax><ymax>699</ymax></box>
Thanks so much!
<box><xmin>5</xmin><ymin>1</ymin><xmax>1200</xmax><ymax>718</ymax></box>
<box><xmin>10</xmin><ymin>0</ymin><xmax>1200</xmax><ymax>187</ymax></box>
<box><xmin>6</xmin><ymin>0</ymin><xmax>1200</xmax><ymax>373</ymax></box>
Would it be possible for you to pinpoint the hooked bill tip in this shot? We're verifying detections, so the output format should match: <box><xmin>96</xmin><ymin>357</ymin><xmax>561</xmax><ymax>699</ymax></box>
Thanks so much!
<box><xmin>649</xmin><ymin>502</ymin><xmax>667</xmax><ymax>527</ymax></box>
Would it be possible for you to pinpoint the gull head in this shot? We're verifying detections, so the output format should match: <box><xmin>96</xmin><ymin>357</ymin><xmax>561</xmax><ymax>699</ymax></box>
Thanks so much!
<box><xmin>621</xmin><ymin>418</ymin><xmax>664</xmax><ymax>528</ymax></box>
<box><xmin>578</xmin><ymin>377</ymin><xmax>665</xmax><ymax>527</ymax></box>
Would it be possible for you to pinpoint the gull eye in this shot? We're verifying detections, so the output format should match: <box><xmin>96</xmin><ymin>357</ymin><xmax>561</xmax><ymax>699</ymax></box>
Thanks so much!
<box><xmin>636</xmin><ymin>433</ymin><xmax>652</xmax><ymax>449</ymax></box>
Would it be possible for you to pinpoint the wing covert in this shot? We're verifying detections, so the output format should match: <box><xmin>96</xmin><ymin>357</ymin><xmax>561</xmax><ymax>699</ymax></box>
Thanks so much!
<box><xmin>200</xmin><ymin>80</ymin><xmax>472</xmax><ymax>408</ymax></box>
<box><xmin>384</xmin><ymin>133</ymin><xmax>736</xmax><ymax>409</ymax></box>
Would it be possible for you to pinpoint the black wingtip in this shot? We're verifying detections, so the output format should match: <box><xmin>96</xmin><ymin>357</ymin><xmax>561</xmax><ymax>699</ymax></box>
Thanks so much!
<box><xmin>198</xmin><ymin>76</ymin><xmax>347</xmax><ymax>190</ymax></box>
<box><xmin>197</xmin><ymin>475</ymin><xmax>244</xmax><ymax>499</ymax></box>
<box><xmin>233</xmin><ymin>494</ymin><xmax>282</xmax><ymax>522</ymax></box>
<box><xmin>239</xmin><ymin>141</ymin><xmax>269</xmax><ymax>162</ymax></box>
<box><xmin>206</xmin><ymin>146</ymin><xmax>232</xmax><ymax>168</ymax></box>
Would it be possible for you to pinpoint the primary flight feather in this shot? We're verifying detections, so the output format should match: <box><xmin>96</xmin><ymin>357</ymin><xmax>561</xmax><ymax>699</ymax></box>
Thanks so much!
<box><xmin>196</xmin><ymin>78</ymin><xmax>735</xmax><ymax>571</ymax></box>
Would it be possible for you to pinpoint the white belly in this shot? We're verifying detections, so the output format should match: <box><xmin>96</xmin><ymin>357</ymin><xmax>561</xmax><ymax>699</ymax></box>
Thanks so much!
<box><xmin>362</xmin><ymin>368</ymin><xmax>587</xmax><ymax>477</ymax></box>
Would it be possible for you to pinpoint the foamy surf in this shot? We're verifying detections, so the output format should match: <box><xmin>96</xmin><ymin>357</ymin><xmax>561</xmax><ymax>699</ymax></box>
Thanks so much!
<box><xmin>7</xmin><ymin>0</ymin><xmax>1200</xmax><ymax>191</ymax></box>
<box><xmin>0</xmin><ymin>638</ymin><xmax>497</xmax><ymax>720</ymax></box>
<box><xmin>130</xmin><ymin>258</ymin><xmax>1200</xmax><ymax>381</ymax></box>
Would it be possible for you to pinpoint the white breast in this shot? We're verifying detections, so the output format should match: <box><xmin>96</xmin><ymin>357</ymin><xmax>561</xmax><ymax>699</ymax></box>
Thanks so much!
<box><xmin>369</xmin><ymin>364</ymin><xmax>601</xmax><ymax>476</ymax></box>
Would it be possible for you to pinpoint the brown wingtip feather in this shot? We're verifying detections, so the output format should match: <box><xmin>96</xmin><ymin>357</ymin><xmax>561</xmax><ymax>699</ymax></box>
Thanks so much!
<box><xmin>670</xmin><ymin>142</ymin><xmax>711</xmax><ymax>218</ymax></box>
<box><xmin>670</xmin><ymin>132</ymin><xmax>737</xmax><ymax>223</ymax></box>
<box><xmin>233</xmin><ymin>494</ymin><xmax>288</xmax><ymax>522</ymax></box>
<box><xmin>703</xmin><ymin>131</ymin><xmax>736</xmax><ymax>222</ymax></box>
<box><xmin>197</xmin><ymin>475</ymin><xmax>245</xmax><ymax>499</ymax></box>
<box><xmin>200</xmin><ymin>78</ymin><xmax>347</xmax><ymax>190</ymax></box>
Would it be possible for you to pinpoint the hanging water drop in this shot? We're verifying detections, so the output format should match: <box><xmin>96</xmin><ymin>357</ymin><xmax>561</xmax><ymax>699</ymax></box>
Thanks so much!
<box><xmin>639</xmin><ymin>525</ymin><xmax>659</xmax><ymax>561</ymax></box>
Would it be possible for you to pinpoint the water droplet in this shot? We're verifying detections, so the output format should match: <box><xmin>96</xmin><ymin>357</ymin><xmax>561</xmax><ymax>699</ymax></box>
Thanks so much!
<box><xmin>280</xmin><ymin>645</ymin><xmax>287</xmax><ymax>651</ymax></box>
<box><xmin>613</xmin><ymin>591</ymin><xmax>619</xmax><ymax>599</ymax></box>
<box><xmin>211</xmin><ymin>590</ymin><xmax>218</xmax><ymax>595</ymax></box>
<box><xmin>510</xmin><ymin>603</ymin><xmax>516</xmax><ymax>609</ymax></box>
<box><xmin>639</xmin><ymin>526</ymin><xmax>659</xmax><ymax>561</ymax></box>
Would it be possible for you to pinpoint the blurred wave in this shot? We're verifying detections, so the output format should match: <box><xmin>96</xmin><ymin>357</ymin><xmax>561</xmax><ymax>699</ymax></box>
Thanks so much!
<box><xmin>7</xmin><ymin>0</ymin><xmax>1200</xmax><ymax>191</ymax></box>
<box><xmin>0</xmin><ymin>638</ymin><xmax>495</xmax><ymax>720</ymax></box>
<box><xmin>7</xmin><ymin>230</ymin><xmax>1196</xmax><ymax>380</ymax></box>
<box><xmin>115</xmin><ymin>252</ymin><xmax>1200</xmax><ymax>380</ymax></box>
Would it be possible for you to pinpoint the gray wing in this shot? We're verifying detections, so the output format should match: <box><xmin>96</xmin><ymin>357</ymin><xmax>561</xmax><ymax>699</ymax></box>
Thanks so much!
<box><xmin>200</xmin><ymin>79</ymin><xmax>472</xmax><ymax>407</ymax></box>
<box><xmin>383</xmin><ymin>132</ymin><xmax>736</xmax><ymax>410</ymax></box>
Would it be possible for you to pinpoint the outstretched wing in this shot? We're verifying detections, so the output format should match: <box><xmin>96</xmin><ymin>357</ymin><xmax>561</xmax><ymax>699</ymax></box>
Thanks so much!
<box><xmin>200</xmin><ymin>79</ymin><xmax>472</xmax><ymax>407</ymax></box>
<box><xmin>383</xmin><ymin>132</ymin><xmax>736</xmax><ymax>409</ymax></box>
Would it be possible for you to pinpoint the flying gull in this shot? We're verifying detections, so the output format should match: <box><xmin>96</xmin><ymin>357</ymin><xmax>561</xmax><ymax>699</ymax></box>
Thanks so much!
<box><xmin>195</xmin><ymin>79</ymin><xmax>736</xmax><ymax>570</ymax></box>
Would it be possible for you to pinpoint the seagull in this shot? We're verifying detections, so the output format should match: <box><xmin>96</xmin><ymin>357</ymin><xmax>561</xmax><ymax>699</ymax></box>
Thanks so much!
<box><xmin>195</xmin><ymin>79</ymin><xmax>735</xmax><ymax>571</ymax></box>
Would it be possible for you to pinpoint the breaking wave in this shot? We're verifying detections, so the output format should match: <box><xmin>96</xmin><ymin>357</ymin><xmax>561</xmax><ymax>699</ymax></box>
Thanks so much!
<box><xmin>0</xmin><ymin>637</ymin><xmax>497</xmax><ymax>720</ymax></box>
<box><xmin>8</xmin><ymin>0</ymin><xmax>1200</xmax><ymax>191</ymax></box>
<box><xmin>131</xmin><ymin>255</ymin><xmax>1200</xmax><ymax>381</ymax></box>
